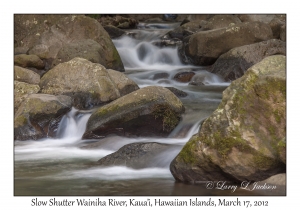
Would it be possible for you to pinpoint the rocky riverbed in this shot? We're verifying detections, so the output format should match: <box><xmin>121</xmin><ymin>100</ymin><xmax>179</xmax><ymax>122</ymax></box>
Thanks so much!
<box><xmin>14</xmin><ymin>14</ymin><xmax>286</xmax><ymax>195</ymax></box>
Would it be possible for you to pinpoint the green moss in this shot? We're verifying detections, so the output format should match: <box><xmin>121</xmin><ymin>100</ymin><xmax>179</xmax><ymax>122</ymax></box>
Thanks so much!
<box><xmin>178</xmin><ymin>135</ymin><xmax>199</xmax><ymax>164</ymax></box>
<box><xmin>153</xmin><ymin>104</ymin><xmax>180</xmax><ymax>132</ymax></box>
<box><xmin>253</xmin><ymin>153</ymin><xmax>279</xmax><ymax>169</ymax></box>
<box><xmin>277</xmin><ymin>138</ymin><xmax>286</xmax><ymax>148</ymax></box>
<box><xmin>199</xmin><ymin>129</ymin><xmax>252</xmax><ymax>159</ymax></box>
<box><xmin>14</xmin><ymin>115</ymin><xmax>28</xmax><ymax>127</ymax></box>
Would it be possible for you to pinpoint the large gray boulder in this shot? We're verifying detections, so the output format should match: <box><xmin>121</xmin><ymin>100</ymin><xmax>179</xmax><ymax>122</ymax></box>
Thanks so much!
<box><xmin>211</xmin><ymin>39</ymin><xmax>286</xmax><ymax>81</ymax></box>
<box><xmin>82</xmin><ymin>86</ymin><xmax>185</xmax><ymax>139</ymax></box>
<box><xmin>14</xmin><ymin>15</ymin><xmax>124</xmax><ymax>71</ymax></box>
<box><xmin>14</xmin><ymin>94</ymin><xmax>72</xmax><ymax>140</ymax></box>
<box><xmin>179</xmin><ymin>21</ymin><xmax>273</xmax><ymax>66</ymax></box>
<box><xmin>39</xmin><ymin>57</ymin><xmax>121</xmax><ymax>109</ymax></box>
<box><xmin>170</xmin><ymin>55</ymin><xmax>286</xmax><ymax>183</ymax></box>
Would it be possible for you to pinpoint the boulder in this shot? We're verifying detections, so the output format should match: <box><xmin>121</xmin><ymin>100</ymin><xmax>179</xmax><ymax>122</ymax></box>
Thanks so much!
<box><xmin>51</xmin><ymin>39</ymin><xmax>123</xmax><ymax>70</ymax></box>
<box><xmin>179</xmin><ymin>21</ymin><xmax>273</xmax><ymax>66</ymax></box>
<box><xmin>237</xmin><ymin>14</ymin><xmax>275</xmax><ymax>24</ymax></box>
<box><xmin>82</xmin><ymin>86</ymin><xmax>185</xmax><ymax>139</ymax></box>
<box><xmin>14</xmin><ymin>54</ymin><xmax>45</xmax><ymax>69</ymax></box>
<box><xmin>107</xmin><ymin>69</ymin><xmax>139</xmax><ymax>96</ymax></box>
<box><xmin>201</xmin><ymin>15</ymin><xmax>242</xmax><ymax>31</ymax></box>
<box><xmin>103</xmin><ymin>25</ymin><xmax>126</xmax><ymax>39</ymax></box>
<box><xmin>15</xmin><ymin>15</ymin><xmax>124</xmax><ymax>71</ymax></box>
<box><xmin>14</xmin><ymin>14</ymin><xmax>70</xmax><ymax>48</ymax></box>
<box><xmin>170</xmin><ymin>55</ymin><xmax>286</xmax><ymax>183</ymax></box>
<box><xmin>14</xmin><ymin>66</ymin><xmax>40</xmax><ymax>84</ymax></box>
<box><xmin>14</xmin><ymin>81</ymin><xmax>40</xmax><ymax>114</ymax></box>
<box><xmin>14</xmin><ymin>94</ymin><xmax>72</xmax><ymax>140</ymax></box>
<box><xmin>96</xmin><ymin>142</ymin><xmax>178</xmax><ymax>169</ymax></box>
<box><xmin>39</xmin><ymin>57</ymin><xmax>121</xmax><ymax>109</ymax></box>
<box><xmin>211</xmin><ymin>39</ymin><xmax>286</xmax><ymax>81</ymax></box>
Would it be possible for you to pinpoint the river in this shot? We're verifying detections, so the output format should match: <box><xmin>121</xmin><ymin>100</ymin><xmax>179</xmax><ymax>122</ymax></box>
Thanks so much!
<box><xmin>14</xmin><ymin>22</ymin><xmax>269</xmax><ymax>196</ymax></box>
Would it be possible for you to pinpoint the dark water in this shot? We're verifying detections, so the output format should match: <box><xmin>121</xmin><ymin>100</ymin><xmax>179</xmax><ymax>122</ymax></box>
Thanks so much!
<box><xmin>14</xmin><ymin>22</ymin><xmax>282</xmax><ymax>196</ymax></box>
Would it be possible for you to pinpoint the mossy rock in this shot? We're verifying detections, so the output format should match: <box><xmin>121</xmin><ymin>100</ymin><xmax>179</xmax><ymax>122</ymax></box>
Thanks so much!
<box><xmin>39</xmin><ymin>57</ymin><xmax>121</xmax><ymax>109</ymax></box>
<box><xmin>82</xmin><ymin>86</ymin><xmax>185</xmax><ymax>139</ymax></box>
<box><xmin>14</xmin><ymin>94</ymin><xmax>72</xmax><ymax>140</ymax></box>
<box><xmin>170</xmin><ymin>55</ymin><xmax>286</xmax><ymax>182</ymax></box>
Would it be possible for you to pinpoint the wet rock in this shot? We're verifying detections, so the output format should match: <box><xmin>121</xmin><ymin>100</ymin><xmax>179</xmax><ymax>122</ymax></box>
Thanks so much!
<box><xmin>174</xmin><ymin>71</ymin><xmax>195</xmax><ymax>83</ymax></box>
<box><xmin>107</xmin><ymin>69</ymin><xmax>139</xmax><ymax>96</ymax></box>
<box><xmin>96</xmin><ymin>142</ymin><xmax>177</xmax><ymax>169</ymax></box>
<box><xmin>153</xmin><ymin>72</ymin><xmax>169</xmax><ymax>80</ymax></box>
<box><xmin>82</xmin><ymin>86</ymin><xmax>185</xmax><ymax>139</ymax></box>
<box><xmin>165</xmin><ymin>87</ymin><xmax>188</xmax><ymax>98</ymax></box>
<box><xmin>211</xmin><ymin>39</ymin><xmax>286</xmax><ymax>81</ymax></box>
<box><xmin>189</xmin><ymin>70</ymin><xmax>225</xmax><ymax>86</ymax></box>
<box><xmin>14</xmin><ymin>66</ymin><xmax>40</xmax><ymax>85</ymax></box>
<box><xmin>103</xmin><ymin>25</ymin><xmax>126</xmax><ymax>39</ymax></box>
<box><xmin>14</xmin><ymin>94</ymin><xmax>72</xmax><ymax>140</ymax></box>
<box><xmin>179</xmin><ymin>21</ymin><xmax>273</xmax><ymax>66</ymax></box>
<box><xmin>14</xmin><ymin>54</ymin><xmax>45</xmax><ymax>69</ymax></box>
<box><xmin>14</xmin><ymin>81</ymin><xmax>40</xmax><ymax>114</ymax></box>
<box><xmin>39</xmin><ymin>57</ymin><xmax>121</xmax><ymax>109</ymax></box>
<box><xmin>170</xmin><ymin>55</ymin><xmax>286</xmax><ymax>183</ymax></box>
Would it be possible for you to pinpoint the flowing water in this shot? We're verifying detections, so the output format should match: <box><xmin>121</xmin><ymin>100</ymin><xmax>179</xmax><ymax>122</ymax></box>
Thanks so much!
<box><xmin>14</xmin><ymin>22</ymin><xmax>274</xmax><ymax>196</ymax></box>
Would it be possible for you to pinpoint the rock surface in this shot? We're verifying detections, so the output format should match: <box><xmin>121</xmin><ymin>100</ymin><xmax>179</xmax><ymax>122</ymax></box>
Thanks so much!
<box><xmin>83</xmin><ymin>86</ymin><xmax>185</xmax><ymax>139</ymax></box>
<box><xmin>179</xmin><ymin>21</ymin><xmax>273</xmax><ymax>66</ymax></box>
<box><xmin>14</xmin><ymin>66</ymin><xmax>40</xmax><ymax>84</ymax></box>
<box><xmin>107</xmin><ymin>69</ymin><xmax>139</xmax><ymax>96</ymax></box>
<box><xmin>39</xmin><ymin>57</ymin><xmax>121</xmax><ymax>109</ymax></box>
<box><xmin>201</xmin><ymin>15</ymin><xmax>242</xmax><ymax>31</ymax></box>
<box><xmin>170</xmin><ymin>55</ymin><xmax>286</xmax><ymax>183</ymax></box>
<box><xmin>211</xmin><ymin>39</ymin><xmax>286</xmax><ymax>81</ymax></box>
<box><xmin>14</xmin><ymin>94</ymin><xmax>72</xmax><ymax>140</ymax></box>
<box><xmin>14</xmin><ymin>81</ymin><xmax>40</xmax><ymax>114</ymax></box>
<box><xmin>14</xmin><ymin>54</ymin><xmax>45</xmax><ymax>69</ymax></box>
<box><xmin>96</xmin><ymin>142</ymin><xmax>178</xmax><ymax>169</ymax></box>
